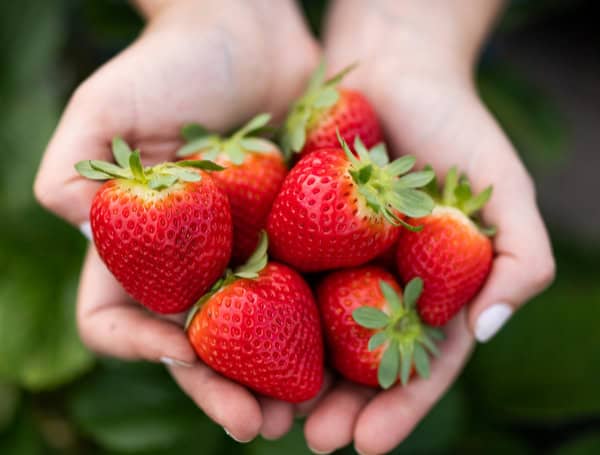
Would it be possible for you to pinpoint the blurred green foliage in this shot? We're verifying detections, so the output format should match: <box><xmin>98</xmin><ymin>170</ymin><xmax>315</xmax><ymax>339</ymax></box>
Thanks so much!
<box><xmin>0</xmin><ymin>0</ymin><xmax>597</xmax><ymax>454</ymax></box>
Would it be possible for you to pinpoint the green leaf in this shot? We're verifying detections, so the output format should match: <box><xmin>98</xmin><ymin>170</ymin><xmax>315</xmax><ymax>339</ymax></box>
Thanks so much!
<box><xmin>442</xmin><ymin>167</ymin><xmax>458</xmax><ymax>205</ymax></box>
<box><xmin>236</xmin><ymin>113</ymin><xmax>271</xmax><ymax>137</ymax></box>
<box><xmin>420</xmin><ymin>334</ymin><xmax>440</xmax><ymax>357</ymax></box>
<box><xmin>464</xmin><ymin>186</ymin><xmax>493</xmax><ymax>216</ymax></box>
<box><xmin>379</xmin><ymin>280</ymin><xmax>402</xmax><ymax>312</ymax></box>
<box><xmin>369</xmin><ymin>143</ymin><xmax>389</xmax><ymax>167</ymax></box>
<box><xmin>112</xmin><ymin>136</ymin><xmax>132</xmax><ymax>168</ymax></box>
<box><xmin>177</xmin><ymin>160</ymin><xmax>224</xmax><ymax>171</ymax></box>
<box><xmin>399</xmin><ymin>342</ymin><xmax>414</xmax><ymax>386</ymax></box>
<box><xmin>69</xmin><ymin>361</ymin><xmax>223</xmax><ymax>453</ymax></box>
<box><xmin>224</xmin><ymin>141</ymin><xmax>245</xmax><ymax>165</ymax></box>
<box><xmin>455</xmin><ymin>178</ymin><xmax>472</xmax><ymax>202</ymax></box>
<box><xmin>239</xmin><ymin>137</ymin><xmax>272</xmax><ymax>152</ymax></box>
<box><xmin>74</xmin><ymin>160</ymin><xmax>112</xmax><ymax>180</ymax></box>
<box><xmin>176</xmin><ymin>136</ymin><xmax>219</xmax><ymax>157</ymax></box>
<box><xmin>378</xmin><ymin>341</ymin><xmax>400</xmax><ymax>389</ymax></box>
<box><xmin>324</xmin><ymin>62</ymin><xmax>357</xmax><ymax>86</ymax></box>
<box><xmin>385</xmin><ymin>155</ymin><xmax>416</xmax><ymax>176</ymax></box>
<box><xmin>368</xmin><ymin>331</ymin><xmax>388</xmax><ymax>351</ymax></box>
<box><xmin>395</xmin><ymin>170</ymin><xmax>435</xmax><ymax>189</ymax></box>
<box><xmin>403</xmin><ymin>277</ymin><xmax>423</xmax><ymax>310</ymax></box>
<box><xmin>413</xmin><ymin>343</ymin><xmax>430</xmax><ymax>379</ymax></box>
<box><xmin>181</xmin><ymin>123</ymin><xmax>209</xmax><ymax>142</ymax></box>
<box><xmin>89</xmin><ymin>160</ymin><xmax>131</xmax><ymax>179</ymax></box>
<box><xmin>128</xmin><ymin>150</ymin><xmax>146</xmax><ymax>182</ymax></box>
<box><xmin>306</xmin><ymin>60</ymin><xmax>327</xmax><ymax>93</ymax></box>
<box><xmin>313</xmin><ymin>87</ymin><xmax>339</xmax><ymax>108</ymax></box>
<box><xmin>0</xmin><ymin>383</ymin><xmax>19</xmax><ymax>431</ymax></box>
<box><xmin>148</xmin><ymin>174</ymin><xmax>178</xmax><ymax>190</ymax></box>
<box><xmin>389</xmin><ymin>189</ymin><xmax>435</xmax><ymax>218</ymax></box>
<box><xmin>357</xmin><ymin>164</ymin><xmax>373</xmax><ymax>184</ymax></box>
<box><xmin>352</xmin><ymin>306</ymin><xmax>390</xmax><ymax>329</ymax></box>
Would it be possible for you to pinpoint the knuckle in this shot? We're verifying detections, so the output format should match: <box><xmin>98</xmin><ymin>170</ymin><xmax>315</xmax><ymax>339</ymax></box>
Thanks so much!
<box><xmin>530</xmin><ymin>254</ymin><xmax>556</xmax><ymax>292</ymax></box>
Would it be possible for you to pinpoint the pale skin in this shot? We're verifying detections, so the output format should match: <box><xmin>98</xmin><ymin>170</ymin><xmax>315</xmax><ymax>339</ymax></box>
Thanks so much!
<box><xmin>34</xmin><ymin>0</ymin><xmax>555</xmax><ymax>453</ymax></box>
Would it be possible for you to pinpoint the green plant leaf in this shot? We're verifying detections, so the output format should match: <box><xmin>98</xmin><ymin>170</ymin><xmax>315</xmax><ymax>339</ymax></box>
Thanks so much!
<box><xmin>176</xmin><ymin>136</ymin><xmax>219</xmax><ymax>157</ymax></box>
<box><xmin>74</xmin><ymin>161</ymin><xmax>112</xmax><ymax>180</ymax></box>
<box><xmin>378</xmin><ymin>341</ymin><xmax>400</xmax><ymax>389</ymax></box>
<box><xmin>379</xmin><ymin>280</ymin><xmax>402</xmax><ymax>312</ymax></box>
<box><xmin>385</xmin><ymin>155</ymin><xmax>416</xmax><ymax>176</ymax></box>
<box><xmin>237</xmin><ymin>113</ymin><xmax>271</xmax><ymax>137</ymax></box>
<box><xmin>403</xmin><ymin>277</ymin><xmax>423</xmax><ymax>310</ymax></box>
<box><xmin>89</xmin><ymin>160</ymin><xmax>131</xmax><ymax>179</ymax></box>
<box><xmin>181</xmin><ymin>123</ymin><xmax>209</xmax><ymax>142</ymax></box>
<box><xmin>395</xmin><ymin>170</ymin><xmax>435</xmax><ymax>189</ymax></box>
<box><xmin>239</xmin><ymin>137</ymin><xmax>272</xmax><ymax>152</ymax></box>
<box><xmin>442</xmin><ymin>167</ymin><xmax>458</xmax><ymax>205</ymax></box>
<box><xmin>148</xmin><ymin>174</ymin><xmax>178</xmax><ymax>190</ymax></box>
<box><xmin>463</xmin><ymin>186</ymin><xmax>493</xmax><ymax>216</ymax></box>
<box><xmin>313</xmin><ymin>87</ymin><xmax>339</xmax><ymax>108</ymax></box>
<box><xmin>368</xmin><ymin>332</ymin><xmax>388</xmax><ymax>351</ymax></box>
<box><xmin>69</xmin><ymin>361</ymin><xmax>222</xmax><ymax>452</ymax></box>
<box><xmin>399</xmin><ymin>342</ymin><xmax>414</xmax><ymax>386</ymax></box>
<box><xmin>413</xmin><ymin>343</ymin><xmax>430</xmax><ymax>379</ymax></box>
<box><xmin>369</xmin><ymin>143</ymin><xmax>389</xmax><ymax>167</ymax></box>
<box><xmin>224</xmin><ymin>141</ymin><xmax>245</xmax><ymax>165</ymax></box>
<box><xmin>177</xmin><ymin>160</ymin><xmax>224</xmax><ymax>171</ymax></box>
<box><xmin>389</xmin><ymin>189</ymin><xmax>435</xmax><ymax>218</ymax></box>
<box><xmin>128</xmin><ymin>150</ymin><xmax>146</xmax><ymax>182</ymax></box>
<box><xmin>353</xmin><ymin>307</ymin><xmax>390</xmax><ymax>329</ymax></box>
<box><xmin>112</xmin><ymin>137</ymin><xmax>132</xmax><ymax>168</ymax></box>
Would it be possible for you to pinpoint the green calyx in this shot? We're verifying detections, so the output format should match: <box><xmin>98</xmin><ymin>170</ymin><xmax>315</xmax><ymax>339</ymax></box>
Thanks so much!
<box><xmin>423</xmin><ymin>166</ymin><xmax>496</xmax><ymax>235</ymax></box>
<box><xmin>176</xmin><ymin>113</ymin><xmax>274</xmax><ymax>165</ymax></box>
<box><xmin>339</xmin><ymin>132</ymin><xmax>435</xmax><ymax>231</ymax></box>
<box><xmin>184</xmin><ymin>231</ymin><xmax>269</xmax><ymax>330</ymax></box>
<box><xmin>75</xmin><ymin>137</ymin><xmax>223</xmax><ymax>191</ymax></box>
<box><xmin>280</xmin><ymin>60</ymin><xmax>356</xmax><ymax>159</ymax></box>
<box><xmin>352</xmin><ymin>278</ymin><xmax>444</xmax><ymax>389</ymax></box>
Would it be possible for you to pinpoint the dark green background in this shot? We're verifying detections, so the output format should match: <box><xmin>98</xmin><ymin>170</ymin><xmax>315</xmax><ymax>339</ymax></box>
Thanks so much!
<box><xmin>1</xmin><ymin>0</ymin><xmax>598</xmax><ymax>453</ymax></box>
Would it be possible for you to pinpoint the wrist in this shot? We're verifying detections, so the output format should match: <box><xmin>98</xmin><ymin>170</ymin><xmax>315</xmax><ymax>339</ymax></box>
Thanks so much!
<box><xmin>325</xmin><ymin>0</ymin><xmax>505</xmax><ymax>78</ymax></box>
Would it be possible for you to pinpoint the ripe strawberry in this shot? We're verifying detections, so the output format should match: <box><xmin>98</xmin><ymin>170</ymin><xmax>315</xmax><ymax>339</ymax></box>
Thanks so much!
<box><xmin>177</xmin><ymin>114</ymin><xmax>287</xmax><ymax>264</ymax></box>
<box><xmin>186</xmin><ymin>233</ymin><xmax>324</xmax><ymax>402</ymax></box>
<box><xmin>75</xmin><ymin>138</ymin><xmax>231</xmax><ymax>314</ymax></box>
<box><xmin>396</xmin><ymin>168</ymin><xmax>494</xmax><ymax>326</ymax></box>
<box><xmin>318</xmin><ymin>266</ymin><xmax>442</xmax><ymax>388</ymax></box>
<box><xmin>280</xmin><ymin>63</ymin><xmax>382</xmax><ymax>158</ymax></box>
<box><xmin>266</xmin><ymin>135</ymin><xmax>435</xmax><ymax>272</ymax></box>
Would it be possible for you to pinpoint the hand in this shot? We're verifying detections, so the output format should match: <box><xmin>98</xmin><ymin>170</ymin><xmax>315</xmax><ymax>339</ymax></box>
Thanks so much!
<box><xmin>302</xmin><ymin>1</ymin><xmax>556</xmax><ymax>453</ymax></box>
<box><xmin>34</xmin><ymin>0</ymin><xmax>319</xmax><ymax>443</ymax></box>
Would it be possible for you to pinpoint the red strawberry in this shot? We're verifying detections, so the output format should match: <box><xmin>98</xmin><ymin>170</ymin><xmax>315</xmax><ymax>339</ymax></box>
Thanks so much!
<box><xmin>280</xmin><ymin>63</ymin><xmax>382</xmax><ymax>158</ymax></box>
<box><xmin>177</xmin><ymin>114</ymin><xmax>287</xmax><ymax>264</ymax></box>
<box><xmin>396</xmin><ymin>167</ymin><xmax>494</xmax><ymax>326</ymax></box>
<box><xmin>266</xmin><ymin>135</ymin><xmax>435</xmax><ymax>272</ymax></box>
<box><xmin>187</xmin><ymin>233</ymin><xmax>324</xmax><ymax>402</ymax></box>
<box><xmin>75</xmin><ymin>138</ymin><xmax>232</xmax><ymax>314</ymax></box>
<box><xmin>318</xmin><ymin>266</ymin><xmax>442</xmax><ymax>388</ymax></box>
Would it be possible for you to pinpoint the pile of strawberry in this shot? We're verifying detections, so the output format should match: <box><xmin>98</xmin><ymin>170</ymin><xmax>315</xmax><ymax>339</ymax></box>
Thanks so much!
<box><xmin>75</xmin><ymin>64</ymin><xmax>494</xmax><ymax>402</ymax></box>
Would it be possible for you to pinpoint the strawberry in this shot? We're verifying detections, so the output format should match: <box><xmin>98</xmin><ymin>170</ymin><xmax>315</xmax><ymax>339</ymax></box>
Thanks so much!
<box><xmin>280</xmin><ymin>63</ymin><xmax>382</xmax><ymax>158</ymax></box>
<box><xmin>317</xmin><ymin>266</ymin><xmax>442</xmax><ymax>388</ymax></box>
<box><xmin>396</xmin><ymin>167</ymin><xmax>494</xmax><ymax>326</ymax></box>
<box><xmin>186</xmin><ymin>233</ymin><xmax>324</xmax><ymax>402</ymax></box>
<box><xmin>177</xmin><ymin>114</ymin><xmax>287</xmax><ymax>264</ymax></box>
<box><xmin>75</xmin><ymin>138</ymin><xmax>231</xmax><ymax>314</ymax></box>
<box><xmin>266</xmin><ymin>135</ymin><xmax>435</xmax><ymax>272</ymax></box>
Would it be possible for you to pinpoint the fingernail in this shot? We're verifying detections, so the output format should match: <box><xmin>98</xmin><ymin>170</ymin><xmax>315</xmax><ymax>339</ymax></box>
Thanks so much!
<box><xmin>160</xmin><ymin>356</ymin><xmax>194</xmax><ymax>368</ymax></box>
<box><xmin>224</xmin><ymin>427</ymin><xmax>252</xmax><ymax>443</ymax></box>
<box><xmin>354</xmin><ymin>446</ymin><xmax>370</xmax><ymax>455</ymax></box>
<box><xmin>475</xmin><ymin>303</ymin><xmax>513</xmax><ymax>343</ymax></box>
<box><xmin>308</xmin><ymin>445</ymin><xmax>332</xmax><ymax>454</ymax></box>
<box><xmin>79</xmin><ymin>221</ymin><xmax>92</xmax><ymax>241</ymax></box>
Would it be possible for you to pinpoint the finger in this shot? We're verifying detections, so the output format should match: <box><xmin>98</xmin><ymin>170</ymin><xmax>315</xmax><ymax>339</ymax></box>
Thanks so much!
<box><xmin>77</xmin><ymin>246</ymin><xmax>196</xmax><ymax>364</ymax></box>
<box><xmin>295</xmin><ymin>370</ymin><xmax>334</xmax><ymax>417</ymax></box>
<box><xmin>168</xmin><ymin>362</ymin><xmax>263</xmax><ymax>443</ymax></box>
<box><xmin>468</xmin><ymin>195</ymin><xmax>555</xmax><ymax>342</ymax></box>
<box><xmin>354</xmin><ymin>312</ymin><xmax>473</xmax><ymax>455</ymax></box>
<box><xmin>257</xmin><ymin>397</ymin><xmax>295</xmax><ymax>440</ymax></box>
<box><xmin>304</xmin><ymin>381</ymin><xmax>376</xmax><ymax>454</ymax></box>
<box><xmin>381</xmin><ymin>92</ymin><xmax>555</xmax><ymax>342</ymax></box>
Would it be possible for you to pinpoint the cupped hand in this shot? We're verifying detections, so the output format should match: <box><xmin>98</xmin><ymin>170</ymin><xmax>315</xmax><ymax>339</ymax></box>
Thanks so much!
<box><xmin>34</xmin><ymin>0</ymin><xmax>319</xmax><ymax>443</ymax></box>
<box><xmin>303</xmin><ymin>1</ymin><xmax>555</xmax><ymax>453</ymax></box>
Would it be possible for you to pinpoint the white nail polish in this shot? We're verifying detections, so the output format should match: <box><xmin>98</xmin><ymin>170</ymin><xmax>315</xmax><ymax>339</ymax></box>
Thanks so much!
<box><xmin>79</xmin><ymin>221</ymin><xmax>92</xmax><ymax>241</ymax></box>
<box><xmin>475</xmin><ymin>303</ymin><xmax>513</xmax><ymax>343</ymax></box>
<box><xmin>159</xmin><ymin>356</ymin><xmax>194</xmax><ymax>368</ymax></box>
<box><xmin>224</xmin><ymin>427</ymin><xmax>252</xmax><ymax>443</ymax></box>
